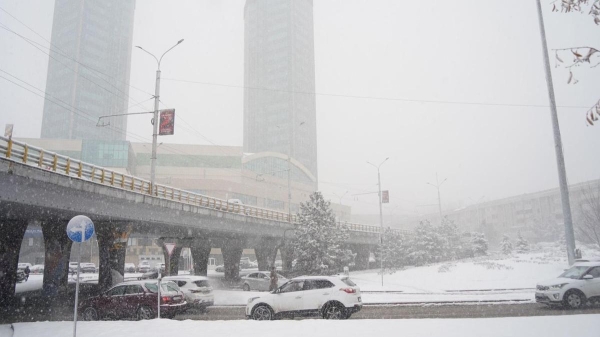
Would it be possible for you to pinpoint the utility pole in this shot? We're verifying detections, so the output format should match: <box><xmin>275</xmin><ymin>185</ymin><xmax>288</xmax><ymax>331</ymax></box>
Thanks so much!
<box><xmin>535</xmin><ymin>0</ymin><xmax>576</xmax><ymax>265</ymax></box>
<box><xmin>427</xmin><ymin>173</ymin><xmax>447</xmax><ymax>220</ymax></box>
<box><xmin>136</xmin><ymin>39</ymin><xmax>184</xmax><ymax>194</ymax></box>
<box><xmin>367</xmin><ymin>157</ymin><xmax>389</xmax><ymax>286</ymax></box>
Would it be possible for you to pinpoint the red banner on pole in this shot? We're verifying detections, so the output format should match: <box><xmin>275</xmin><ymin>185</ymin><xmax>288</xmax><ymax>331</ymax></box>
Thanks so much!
<box><xmin>159</xmin><ymin>109</ymin><xmax>175</xmax><ymax>135</ymax></box>
<box><xmin>382</xmin><ymin>190</ymin><xmax>389</xmax><ymax>203</ymax></box>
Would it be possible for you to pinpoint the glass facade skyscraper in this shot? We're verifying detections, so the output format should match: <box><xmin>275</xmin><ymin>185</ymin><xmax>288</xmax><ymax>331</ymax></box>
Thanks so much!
<box><xmin>243</xmin><ymin>0</ymin><xmax>318</xmax><ymax>181</ymax></box>
<box><xmin>41</xmin><ymin>0</ymin><xmax>136</xmax><ymax>141</ymax></box>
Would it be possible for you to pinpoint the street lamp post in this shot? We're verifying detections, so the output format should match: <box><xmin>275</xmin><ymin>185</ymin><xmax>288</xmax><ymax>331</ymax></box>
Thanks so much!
<box><xmin>535</xmin><ymin>0</ymin><xmax>576</xmax><ymax>265</ymax></box>
<box><xmin>367</xmin><ymin>157</ymin><xmax>388</xmax><ymax>286</ymax></box>
<box><xmin>135</xmin><ymin>39</ymin><xmax>184</xmax><ymax>193</ymax></box>
<box><xmin>427</xmin><ymin>173</ymin><xmax>447</xmax><ymax>220</ymax></box>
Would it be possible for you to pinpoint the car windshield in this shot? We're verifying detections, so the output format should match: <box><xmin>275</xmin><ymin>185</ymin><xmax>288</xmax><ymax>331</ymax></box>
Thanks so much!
<box><xmin>145</xmin><ymin>282</ymin><xmax>179</xmax><ymax>293</ymax></box>
<box><xmin>558</xmin><ymin>266</ymin><xmax>591</xmax><ymax>279</ymax></box>
<box><xmin>193</xmin><ymin>280</ymin><xmax>210</xmax><ymax>288</ymax></box>
<box><xmin>341</xmin><ymin>278</ymin><xmax>356</xmax><ymax>287</ymax></box>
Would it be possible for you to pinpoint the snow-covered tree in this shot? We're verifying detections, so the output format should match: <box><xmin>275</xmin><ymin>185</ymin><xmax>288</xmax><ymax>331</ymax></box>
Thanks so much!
<box><xmin>409</xmin><ymin>220</ymin><xmax>443</xmax><ymax>266</ymax></box>
<box><xmin>438</xmin><ymin>218</ymin><xmax>463</xmax><ymax>260</ymax></box>
<box><xmin>377</xmin><ymin>228</ymin><xmax>409</xmax><ymax>272</ymax></box>
<box><xmin>515</xmin><ymin>232</ymin><xmax>530</xmax><ymax>253</ymax></box>
<box><xmin>500</xmin><ymin>235</ymin><xmax>513</xmax><ymax>255</ymax></box>
<box><xmin>292</xmin><ymin>192</ymin><xmax>354</xmax><ymax>275</ymax></box>
<box><xmin>471</xmin><ymin>232</ymin><xmax>489</xmax><ymax>256</ymax></box>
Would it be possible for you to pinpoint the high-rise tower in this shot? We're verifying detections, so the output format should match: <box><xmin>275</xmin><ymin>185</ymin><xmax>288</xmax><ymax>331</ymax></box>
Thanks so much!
<box><xmin>41</xmin><ymin>0</ymin><xmax>136</xmax><ymax>141</ymax></box>
<box><xmin>243</xmin><ymin>0</ymin><xmax>318</xmax><ymax>181</ymax></box>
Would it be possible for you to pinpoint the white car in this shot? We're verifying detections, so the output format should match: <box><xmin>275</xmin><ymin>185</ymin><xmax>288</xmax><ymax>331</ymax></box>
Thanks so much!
<box><xmin>246</xmin><ymin>275</ymin><xmax>362</xmax><ymax>320</ymax></box>
<box><xmin>30</xmin><ymin>264</ymin><xmax>44</xmax><ymax>274</ymax></box>
<box><xmin>536</xmin><ymin>261</ymin><xmax>600</xmax><ymax>309</ymax></box>
<box><xmin>124</xmin><ymin>263</ymin><xmax>136</xmax><ymax>273</ymax></box>
<box><xmin>138</xmin><ymin>261</ymin><xmax>151</xmax><ymax>273</ymax></box>
<box><xmin>17</xmin><ymin>263</ymin><xmax>33</xmax><ymax>270</ymax></box>
<box><xmin>162</xmin><ymin>275</ymin><xmax>214</xmax><ymax>310</ymax></box>
<box><xmin>242</xmin><ymin>271</ymin><xmax>287</xmax><ymax>291</ymax></box>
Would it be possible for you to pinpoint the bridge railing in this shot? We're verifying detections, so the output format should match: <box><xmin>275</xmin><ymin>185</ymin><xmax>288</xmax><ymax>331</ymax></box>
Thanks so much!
<box><xmin>0</xmin><ymin>136</ymin><xmax>410</xmax><ymax>235</ymax></box>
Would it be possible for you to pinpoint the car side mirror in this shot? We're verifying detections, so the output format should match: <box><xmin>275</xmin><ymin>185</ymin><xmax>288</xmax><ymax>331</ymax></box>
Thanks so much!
<box><xmin>583</xmin><ymin>275</ymin><xmax>594</xmax><ymax>280</ymax></box>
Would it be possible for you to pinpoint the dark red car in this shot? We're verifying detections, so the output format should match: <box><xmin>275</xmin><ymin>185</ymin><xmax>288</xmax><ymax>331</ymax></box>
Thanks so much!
<box><xmin>80</xmin><ymin>280</ymin><xmax>187</xmax><ymax>320</ymax></box>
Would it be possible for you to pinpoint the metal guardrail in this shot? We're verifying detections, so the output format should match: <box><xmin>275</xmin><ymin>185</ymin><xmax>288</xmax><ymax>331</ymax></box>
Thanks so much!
<box><xmin>0</xmin><ymin>136</ymin><xmax>409</xmax><ymax>236</ymax></box>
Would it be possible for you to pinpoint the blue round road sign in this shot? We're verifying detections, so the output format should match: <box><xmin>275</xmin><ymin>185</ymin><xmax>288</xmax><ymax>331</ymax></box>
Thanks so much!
<box><xmin>66</xmin><ymin>215</ymin><xmax>95</xmax><ymax>243</ymax></box>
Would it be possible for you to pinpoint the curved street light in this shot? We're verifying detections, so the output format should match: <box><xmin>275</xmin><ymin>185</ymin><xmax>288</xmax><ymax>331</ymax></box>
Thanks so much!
<box><xmin>366</xmin><ymin>157</ymin><xmax>389</xmax><ymax>286</ymax></box>
<box><xmin>135</xmin><ymin>39</ymin><xmax>184</xmax><ymax>191</ymax></box>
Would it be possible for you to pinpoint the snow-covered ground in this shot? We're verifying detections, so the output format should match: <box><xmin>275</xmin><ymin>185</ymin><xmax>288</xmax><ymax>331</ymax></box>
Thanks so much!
<box><xmin>3</xmin><ymin>314</ymin><xmax>599</xmax><ymax>337</ymax></box>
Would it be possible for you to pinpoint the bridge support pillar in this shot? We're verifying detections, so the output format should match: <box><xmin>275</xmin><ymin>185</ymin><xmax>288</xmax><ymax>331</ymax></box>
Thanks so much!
<box><xmin>280</xmin><ymin>244</ymin><xmax>294</xmax><ymax>273</ymax></box>
<box><xmin>354</xmin><ymin>245</ymin><xmax>371</xmax><ymax>270</ymax></box>
<box><xmin>97</xmin><ymin>224</ymin><xmax>130</xmax><ymax>291</ymax></box>
<box><xmin>254</xmin><ymin>238</ymin><xmax>278</xmax><ymax>271</ymax></box>
<box><xmin>0</xmin><ymin>219</ymin><xmax>28</xmax><ymax>306</ymax></box>
<box><xmin>222</xmin><ymin>238</ymin><xmax>244</xmax><ymax>281</ymax></box>
<box><xmin>162</xmin><ymin>246</ymin><xmax>182</xmax><ymax>276</ymax></box>
<box><xmin>41</xmin><ymin>220</ymin><xmax>73</xmax><ymax>300</ymax></box>
<box><xmin>190</xmin><ymin>239</ymin><xmax>211</xmax><ymax>276</ymax></box>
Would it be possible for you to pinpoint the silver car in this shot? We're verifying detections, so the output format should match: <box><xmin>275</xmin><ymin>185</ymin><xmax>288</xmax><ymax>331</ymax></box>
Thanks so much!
<box><xmin>242</xmin><ymin>271</ymin><xmax>287</xmax><ymax>291</ymax></box>
<box><xmin>162</xmin><ymin>275</ymin><xmax>214</xmax><ymax>311</ymax></box>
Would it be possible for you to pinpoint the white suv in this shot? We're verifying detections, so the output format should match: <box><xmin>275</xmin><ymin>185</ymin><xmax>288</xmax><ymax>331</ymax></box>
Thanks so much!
<box><xmin>162</xmin><ymin>275</ymin><xmax>214</xmax><ymax>311</ymax></box>
<box><xmin>536</xmin><ymin>261</ymin><xmax>600</xmax><ymax>309</ymax></box>
<box><xmin>246</xmin><ymin>275</ymin><xmax>362</xmax><ymax>320</ymax></box>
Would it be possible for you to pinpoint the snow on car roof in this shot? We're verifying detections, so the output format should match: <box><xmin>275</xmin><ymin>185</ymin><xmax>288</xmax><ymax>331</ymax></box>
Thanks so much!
<box><xmin>162</xmin><ymin>275</ymin><xmax>209</xmax><ymax>281</ymax></box>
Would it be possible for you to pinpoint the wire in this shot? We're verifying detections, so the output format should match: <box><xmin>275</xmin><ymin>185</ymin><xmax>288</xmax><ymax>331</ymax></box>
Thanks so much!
<box><xmin>0</xmin><ymin>6</ymin><xmax>154</xmax><ymax>98</ymax></box>
<box><xmin>0</xmin><ymin>24</ymin><xmax>153</xmax><ymax>112</ymax></box>
<box><xmin>162</xmin><ymin>77</ymin><xmax>590</xmax><ymax>110</ymax></box>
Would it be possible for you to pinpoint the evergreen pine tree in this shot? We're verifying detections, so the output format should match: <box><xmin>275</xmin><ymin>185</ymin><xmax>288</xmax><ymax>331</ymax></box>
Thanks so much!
<box><xmin>500</xmin><ymin>234</ymin><xmax>513</xmax><ymax>255</ymax></box>
<box><xmin>409</xmin><ymin>220</ymin><xmax>443</xmax><ymax>266</ymax></box>
<box><xmin>378</xmin><ymin>228</ymin><xmax>409</xmax><ymax>272</ymax></box>
<box><xmin>292</xmin><ymin>192</ymin><xmax>354</xmax><ymax>275</ymax></box>
<box><xmin>471</xmin><ymin>232</ymin><xmax>489</xmax><ymax>256</ymax></box>
<box><xmin>515</xmin><ymin>232</ymin><xmax>530</xmax><ymax>253</ymax></box>
<box><xmin>439</xmin><ymin>218</ymin><xmax>463</xmax><ymax>260</ymax></box>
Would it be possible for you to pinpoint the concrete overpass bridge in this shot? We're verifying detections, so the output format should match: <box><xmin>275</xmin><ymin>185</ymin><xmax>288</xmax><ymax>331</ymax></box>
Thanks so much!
<box><xmin>0</xmin><ymin>137</ymin><xmax>407</xmax><ymax>305</ymax></box>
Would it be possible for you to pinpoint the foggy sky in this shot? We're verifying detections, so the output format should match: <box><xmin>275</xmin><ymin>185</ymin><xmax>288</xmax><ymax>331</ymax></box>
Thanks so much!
<box><xmin>1</xmin><ymin>0</ymin><xmax>599</xmax><ymax>221</ymax></box>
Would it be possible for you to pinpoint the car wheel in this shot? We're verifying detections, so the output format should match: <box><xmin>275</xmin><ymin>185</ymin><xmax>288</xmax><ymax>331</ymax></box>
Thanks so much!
<box><xmin>323</xmin><ymin>302</ymin><xmax>346</xmax><ymax>320</ymax></box>
<box><xmin>252</xmin><ymin>304</ymin><xmax>274</xmax><ymax>321</ymax></box>
<box><xmin>82</xmin><ymin>307</ymin><xmax>99</xmax><ymax>321</ymax></box>
<box><xmin>563</xmin><ymin>290</ymin><xmax>586</xmax><ymax>309</ymax></box>
<box><xmin>243</xmin><ymin>284</ymin><xmax>251</xmax><ymax>291</ymax></box>
<box><xmin>137</xmin><ymin>305</ymin><xmax>154</xmax><ymax>320</ymax></box>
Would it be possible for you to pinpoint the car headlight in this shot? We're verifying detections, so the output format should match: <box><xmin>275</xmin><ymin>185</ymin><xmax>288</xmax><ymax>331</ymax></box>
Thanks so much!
<box><xmin>549</xmin><ymin>283</ymin><xmax>568</xmax><ymax>289</ymax></box>
<box><xmin>248</xmin><ymin>297</ymin><xmax>260</xmax><ymax>304</ymax></box>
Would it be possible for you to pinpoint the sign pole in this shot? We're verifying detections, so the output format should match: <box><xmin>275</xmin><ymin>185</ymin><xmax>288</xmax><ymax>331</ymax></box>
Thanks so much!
<box><xmin>66</xmin><ymin>215</ymin><xmax>94</xmax><ymax>337</ymax></box>
<box><xmin>73</xmin><ymin>242</ymin><xmax>82</xmax><ymax>337</ymax></box>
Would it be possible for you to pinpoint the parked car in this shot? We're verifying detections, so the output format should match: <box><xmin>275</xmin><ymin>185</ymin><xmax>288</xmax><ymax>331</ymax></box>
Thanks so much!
<box><xmin>30</xmin><ymin>264</ymin><xmax>44</xmax><ymax>274</ymax></box>
<box><xmin>68</xmin><ymin>262</ymin><xmax>78</xmax><ymax>274</ymax></box>
<box><xmin>242</xmin><ymin>271</ymin><xmax>287</xmax><ymax>291</ymax></box>
<box><xmin>80</xmin><ymin>263</ymin><xmax>96</xmax><ymax>273</ymax></box>
<box><xmin>246</xmin><ymin>275</ymin><xmax>362</xmax><ymax>320</ymax></box>
<box><xmin>138</xmin><ymin>261</ymin><xmax>151</xmax><ymax>273</ymax></box>
<box><xmin>80</xmin><ymin>280</ymin><xmax>186</xmax><ymax>320</ymax></box>
<box><xmin>535</xmin><ymin>261</ymin><xmax>600</xmax><ymax>309</ymax></box>
<box><xmin>215</xmin><ymin>265</ymin><xmax>224</xmax><ymax>273</ymax></box>
<box><xmin>124</xmin><ymin>263</ymin><xmax>136</xmax><ymax>273</ymax></box>
<box><xmin>162</xmin><ymin>275</ymin><xmax>214</xmax><ymax>311</ymax></box>
<box><xmin>16</xmin><ymin>269</ymin><xmax>27</xmax><ymax>283</ymax></box>
<box><xmin>17</xmin><ymin>263</ymin><xmax>33</xmax><ymax>270</ymax></box>
<box><xmin>240</xmin><ymin>258</ymin><xmax>258</xmax><ymax>269</ymax></box>
<box><xmin>140</xmin><ymin>270</ymin><xmax>159</xmax><ymax>280</ymax></box>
